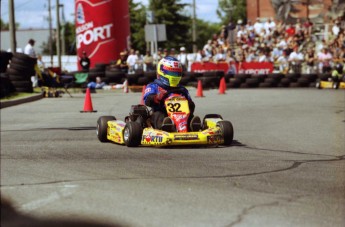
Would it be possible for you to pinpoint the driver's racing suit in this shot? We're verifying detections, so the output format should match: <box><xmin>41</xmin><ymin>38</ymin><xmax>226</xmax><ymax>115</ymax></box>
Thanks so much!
<box><xmin>143</xmin><ymin>79</ymin><xmax>196</xmax><ymax>129</ymax></box>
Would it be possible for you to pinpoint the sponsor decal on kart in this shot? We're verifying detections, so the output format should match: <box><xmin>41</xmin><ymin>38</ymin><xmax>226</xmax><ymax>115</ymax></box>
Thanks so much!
<box><xmin>174</xmin><ymin>134</ymin><xmax>199</xmax><ymax>140</ymax></box>
<box><xmin>109</xmin><ymin>131</ymin><xmax>122</xmax><ymax>143</ymax></box>
<box><xmin>142</xmin><ymin>132</ymin><xmax>164</xmax><ymax>144</ymax></box>
<box><xmin>207</xmin><ymin>135</ymin><xmax>222</xmax><ymax>144</ymax></box>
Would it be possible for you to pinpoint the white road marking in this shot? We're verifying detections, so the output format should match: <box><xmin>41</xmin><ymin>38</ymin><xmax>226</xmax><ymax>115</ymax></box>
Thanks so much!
<box><xmin>19</xmin><ymin>184</ymin><xmax>78</xmax><ymax>211</ymax></box>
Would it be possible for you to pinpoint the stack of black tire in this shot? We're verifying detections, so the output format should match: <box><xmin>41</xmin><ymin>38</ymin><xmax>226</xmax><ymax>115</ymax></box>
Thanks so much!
<box><xmin>124</xmin><ymin>71</ymin><xmax>156</xmax><ymax>86</ymax></box>
<box><xmin>88</xmin><ymin>63</ymin><xmax>107</xmax><ymax>82</ymax></box>
<box><xmin>0</xmin><ymin>51</ymin><xmax>15</xmax><ymax>98</ymax></box>
<box><xmin>104</xmin><ymin>66</ymin><xmax>126</xmax><ymax>84</ymax></box>
<box><xmin>6</xmin><ymin>53</ymin><xmax>37</xmax><ymax>93</ymax></box>
<box><xmin>226</xmin><ymin>73</ymin><xmax>319</xmax><ymax>88</ymax></box>
<box><xmin>195</xmin><ymin>71</ymin><xmax>224</xmax><ymax>89</ymax></box>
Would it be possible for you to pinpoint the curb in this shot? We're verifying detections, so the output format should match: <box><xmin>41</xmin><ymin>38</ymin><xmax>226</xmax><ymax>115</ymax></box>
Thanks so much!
<box><xmin>0</xmin><ymin>93</ymin><xmax>44</xmax><ymax>109</ymax></box>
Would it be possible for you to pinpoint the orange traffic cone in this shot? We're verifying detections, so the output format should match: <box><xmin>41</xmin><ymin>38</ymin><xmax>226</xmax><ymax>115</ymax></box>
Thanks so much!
<box><xmin>140</xmin><ymin>85</ymin><xmax>146</xmax><ymax>105</ymax></box>
<box><xmin>219</xmin><ymin>77</ymin><xmax>226</xmax><ymax>94</ymax></box>
<box><xmin>80</xmin><ymin>88</ymin><xmax>97</xmax><ymax>112</ymax></box>
<box><xmin>195</xmin><ymin>80</ymin><xmax>204</xmax><ymax>97</ymax></box>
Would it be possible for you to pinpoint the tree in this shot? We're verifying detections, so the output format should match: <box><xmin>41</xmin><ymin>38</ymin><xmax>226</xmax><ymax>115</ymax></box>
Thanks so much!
<box><xmin>0</xmin><ymin>19</ymin><xmax>10</xmax><ymax>30</ymax></box>
<box><xmin>148</xmin><ymin>0</ymin><xmax>192</xmax><ymax>51</ymax></box>
<box><xmin>194</xmin><ymin>19</ymin><xmax>220</xmax><ymax>50</ymax></box>
<box><xmin>0</xmin><ymin>18</ymin><xmax>19</xmax><ymax>30</ymax></box>
<box><xmin>129</xmin><ymin>0</ymin><xmax>147</xmax><ymax>52</ymax></box>
<box><xmin>216</xmin><ymin>0</ymin><xmax>246</xmax><ymax>25</ymax></box>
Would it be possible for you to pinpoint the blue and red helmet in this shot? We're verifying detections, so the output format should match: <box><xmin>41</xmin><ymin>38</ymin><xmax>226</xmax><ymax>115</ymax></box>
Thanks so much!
<box><xmin>157</xmin><ymin>56</ymin><xmax>183</xmax><ymax>87</ymax></box>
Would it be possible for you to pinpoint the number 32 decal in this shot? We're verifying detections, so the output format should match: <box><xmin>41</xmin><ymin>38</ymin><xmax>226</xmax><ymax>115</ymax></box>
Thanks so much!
<box><xmin>167</xmin><ymin>103</ymin><xmax>181</xmax><ymax>112</ymax></box>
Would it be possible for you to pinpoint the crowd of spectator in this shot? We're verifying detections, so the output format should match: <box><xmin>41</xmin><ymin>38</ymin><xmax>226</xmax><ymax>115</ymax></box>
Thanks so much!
<box><xmin>198</xmin><ymin>16</ymin><xmax>345</xmax><ymax>75</ymax></box>
<box><xmin>110</xmin><ymin>16</ymin><xmax>344</xmax><ymax>76</ymax></box>
<box><xmin>109</xmin><ymin>46</ymin><xmax>190</xmax><ymax>74</ymax></box>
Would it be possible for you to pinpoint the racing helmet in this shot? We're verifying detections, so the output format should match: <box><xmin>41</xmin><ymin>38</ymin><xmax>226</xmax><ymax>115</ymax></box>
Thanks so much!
<box><xmin>157</xmin><ymin>56</ymin><xmax>183</xmax><ymax>87</ymax></box>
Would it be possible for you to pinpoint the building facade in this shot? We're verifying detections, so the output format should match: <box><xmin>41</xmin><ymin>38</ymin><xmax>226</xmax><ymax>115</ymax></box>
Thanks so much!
<box><xmin>246</xmin><ymin>0</ymin><xmax>343</xmax><ymax>23</ymax></box>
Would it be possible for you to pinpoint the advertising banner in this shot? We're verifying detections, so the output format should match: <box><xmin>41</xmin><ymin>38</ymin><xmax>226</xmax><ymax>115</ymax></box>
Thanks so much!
<box><xmin>75</xmin><ymin>0</ymin><xmax>130</xmax><ymax>70</ymax></box>
<box><xmin>191</xmin><ymin>62</ymin><xmax>274</xmax><ymax>74</ymax></box>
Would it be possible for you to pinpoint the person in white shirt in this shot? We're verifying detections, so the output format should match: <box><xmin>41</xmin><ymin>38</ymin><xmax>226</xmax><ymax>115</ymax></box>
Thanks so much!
<box><xmin>126</xmin><ymin>49</ymin><xmax>138</xmax><ymax>74</ymax></box>
<box><xmin>24</xmin><ymin>39</ymin><xmax>36</xmax><ymax>58</ymax></box>
<box><xmin>253</xmin><ymin>18</ymin><xmax>263</xmax><ymax>35</ymax></box>
<box><xmin>317</xmin><ymin>47</ymin><xmax>333</xmax><ymax>73</ymax></box>
<box><xmin>332</xmin><ymin>21</ymin><xmax>340</xmax><ymax>36</ymax></box>
<box><xmin>288</xmin><ymin>46</ymin><xmax>304</xmax><ymax>73</ymax></box>
<box><xmin>203</xmin><ymin>40</ymin><xmax>213</xmax><ymax>57</ymax></box>
<box><xmin>177</xmin><ymin>47</ymin><xmax>188</xmax><ymax>71</ymax></box>
<box><xmin>264</xmin><ymin>18</ymin><xmax>276</xmax><ymax>33</ymax></box>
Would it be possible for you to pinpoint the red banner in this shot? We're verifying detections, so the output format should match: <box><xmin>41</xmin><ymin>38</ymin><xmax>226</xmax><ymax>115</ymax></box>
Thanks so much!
<box><xmin>75</xmin><ymin>0</ymin><xmax>130</xmax><ymax>69</ymax></box>
<box><xmin>191</xmin><ymin>62</ymin><xmax>274</xmax><ymax>74</ymax></box>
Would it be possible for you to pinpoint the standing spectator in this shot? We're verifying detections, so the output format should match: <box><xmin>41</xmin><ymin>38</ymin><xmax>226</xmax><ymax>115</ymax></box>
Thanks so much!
<box><xmin>305</xmin><ymin>48</ymin><xmax>316</xmax><ymax>74</ymax></box>
<box><xmin>295</xmin><ymin>18</ymin><xmax>302</xmax><ymax>33</ymax></box>
<box><xmin>285</xmin><ymin>24</ymin><xmax>296</xmax><ymax>37</ymax></box>
<box><xmin>24</xmin><ymin>39</ymin><xmax>36</xmax><ymax>58</ymax></box>
<box><xmin>203</xmin><ymin>40</ymin><xmax>213</xmax><ymax>57</ymax></box>
<box><xmin>143</xmin><ymin>50</ymin><xmax>154</xmax><ymax>72</ymax></box>
<box><xmin>303</xmin><ymin>19</ymin><xmax>313</xmax><ymax>35</ymax></box>
<box><xmin>276</xmin><ymin>50</ymin><xmax>289</xmax><ymax>74</ymax></box>
<box><xmin>134</xmin><ymin>50</ymin><xmax>144</xmax><ymax>72</ymax></box>
<box><xmin>271</xmin><ymin>44</ymin><xmax>283</xmax><ymax>62</ymax></box>
<box><xmin>177</xmin><ymin>47</ymin><xmax>188</xmax><ymax>71</ymax></box>
<box><xmin>170</xmin><ymin>48</ymin><xmax>177</xmax><ymax>58</ymax></box>
<box><xmin>245</xmin><ymin>20</ymin><xmax>254</xmax><ymax>33</ymax></box>
<box><xmin>195</xmin><ymin>49</ymin><xmax>210</xmax><ymax>63</ymax></box>
<box><xmin>24</xmin><ymin>39</ymin><xmax>38</xmax><ymax>88</ymax></box>
<box><xmin>253</xmin><ymin>18</ymin><xmax>263</xmax><ymax>35</ymax></box>
<box><xmin>163</xmin><ymin>48</ymin><xmax>169</xmax><ymax>57</ymax></box>
<box><xmin>245</xmin><ymin>47</ymin><xmax>257</xmax><ymax>62</ymax></box>
<box><xmin>126</xmin><ymin>49</ymin><xmax>137</xmax><ymax>74</ymax></box>
<box><xmin>332</xmin><ymin>20</ymin><xmax>340</xmax><ymax>37</ymax></box>
<box><xmin>153</xmin><ymin>48</ymin><xmax>163</xmax><ymax>67</ymax></box>
<box><xmin>79</xmin><ymin>51</ymin><xmax>90</xmax><ymax>72</ymax></box>
<box><xmin>317</xmin><ymin>47</ymin><xmax>333</xmax><ymax>73</ymax></box>
<box><xmin>288</xmin><ymin>46</ymin><xmax>304</xmax><ymax>73</ymax></box>
<box><xmin>213</xmin><ymin>46</ymin><xmax>226</xmax><ymax>62</ymax></box>
<box><xmin>257</xmin><ymin>49</ymin><xmax>268</xmax><ymax>62</ymax></box>
<box><xmin>115</xmin><ymin>51</ymin><xmax>128</xmax><ymax>73</ymax></box>
<box><xmin>264</xmin><ymin>17</ymin><xmax>276</xmax><ymax>34</ymax></box>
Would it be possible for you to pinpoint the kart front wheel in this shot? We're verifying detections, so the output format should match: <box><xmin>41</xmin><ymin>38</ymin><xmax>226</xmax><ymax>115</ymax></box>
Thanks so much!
<box><xmin>97</xmin><ymin>116</ymin><xmax>116</xmax><ymax>142</ymax></box>
<box><xmin>217</xmin><ymin>121</ymin><xmax>234</xmax><ymax>145</ymax></box>
<box><xmin>123</xmin><ymin>122</ymin><xmax>143</xmax><ymax>147</ymax></box>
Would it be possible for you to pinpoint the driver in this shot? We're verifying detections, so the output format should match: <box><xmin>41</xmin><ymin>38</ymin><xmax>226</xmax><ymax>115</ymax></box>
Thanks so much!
<box><xmin>144</xmin><ymin>56</ymin><xmax>201</xmax><ymax>132</ymax></box>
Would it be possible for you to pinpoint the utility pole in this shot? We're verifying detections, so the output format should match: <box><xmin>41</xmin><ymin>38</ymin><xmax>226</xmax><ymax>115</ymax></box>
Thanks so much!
<box><xmin>48</xmin><ymin>0</ymin><xmax>53</xmax><ymax>66</ymax></box>
<box><xmin>8</xmin><ymin>0</ymin><xmax>17</xmax><ymax>53</ymax></box>
<box><xmin>192</xmin><ymin>0</ymin><xmax>197</xmax><ymax>53</ymax></box>
<box><xmin>56</xmin><ymin>0</ymin><xmax>61</xmax><ymax>68</ymax></box>
<box><xmin>60</xmin><ymin>4</ymin><xmax>66</xmax><ymax>55</ymax></box>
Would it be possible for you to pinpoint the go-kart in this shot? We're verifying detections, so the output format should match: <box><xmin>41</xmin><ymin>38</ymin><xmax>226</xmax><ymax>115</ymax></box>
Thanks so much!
<box><xmin>316</xmin><ymin>77</ymin><xmax>345</xmax><ymax>89</ymax></box>
<box><xmin>97</xmin><ymin>93</ymin><xmax>234</xmax><ymax>147</ymax></box>
<box><xmin>316</xmin><ymin>80</ymin><xmax>345</xmax><ymax>89</ymax></box>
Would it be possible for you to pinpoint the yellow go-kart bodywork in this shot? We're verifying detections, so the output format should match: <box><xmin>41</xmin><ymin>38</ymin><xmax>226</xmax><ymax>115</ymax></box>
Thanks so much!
<box><xmin>97</xmin><ymin>115</ymin><xmax>233</xmax><ymax>147</ymax></box>
<box><xmin>316</xmin><ymin>80</ymin><xmax>345</xmax><ymax>89</ymax></box>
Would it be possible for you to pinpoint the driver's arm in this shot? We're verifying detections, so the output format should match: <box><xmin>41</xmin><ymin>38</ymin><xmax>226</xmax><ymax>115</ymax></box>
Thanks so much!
<box><xmin>144</xmin><ymin>94</ymin><xmax>158</xmax><ymax>107</ymax></box>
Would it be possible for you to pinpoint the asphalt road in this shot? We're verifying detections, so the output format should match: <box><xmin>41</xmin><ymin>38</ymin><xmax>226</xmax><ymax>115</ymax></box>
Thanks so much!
<box><xmin>1</xmin><ymin>88</ymin><xmax>344</xmax><ymax>227</ymax></box>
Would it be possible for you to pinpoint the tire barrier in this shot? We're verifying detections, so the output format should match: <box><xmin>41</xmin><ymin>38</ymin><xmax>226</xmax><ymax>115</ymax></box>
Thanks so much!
<box><xmin>0</xmin><ymin>73</ymin><xmax>16</xmax><ymax>98</ymax></box>
<box><xmin>6</xmin><ymin>52</ymin><xmax>36</xmax><ymax>93</ymax></box>
<box><xmin>0</xmin><ymin>51</ymin><xmax>13</xmax><ymax>73</ymax></box>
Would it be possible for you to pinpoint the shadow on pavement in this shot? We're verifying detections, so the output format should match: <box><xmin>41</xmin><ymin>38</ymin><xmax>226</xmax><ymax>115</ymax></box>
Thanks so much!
<box><xmin>1</xmin><ymin>196</ymin><xmax>128</xmax><ymax>227</ymax></box>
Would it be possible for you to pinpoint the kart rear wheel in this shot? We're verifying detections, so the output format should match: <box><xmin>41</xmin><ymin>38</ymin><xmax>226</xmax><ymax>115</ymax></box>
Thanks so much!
<box><xmin>217</xmin><ymin>121</ymin><xmax>234</xmax><ymax>145</ymax></box>
<box><xmin>123</xmin><ymin>122</ymin><xmax>143</xmax><ymax>147</ymax></box>
<box><xmin>97</xmin><ymin>116</ymin><xmax>116</xmax><ymax>142</ymax></box>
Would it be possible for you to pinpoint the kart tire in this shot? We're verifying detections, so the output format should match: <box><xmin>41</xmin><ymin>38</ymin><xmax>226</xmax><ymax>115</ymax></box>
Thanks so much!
<box><xmin>123</xmin><ymin>121</ymin><xmax>143</xmax><ymax>147</ymax></box>
<box><xmin>97</xmin><ymin>116</ymin><xmax>116</xmax><ymax>142</ymax></box>
<box><xmin>217</xmin><ymin>120</ymin><xmax>234</xmax><ymax>145</ymax></box>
